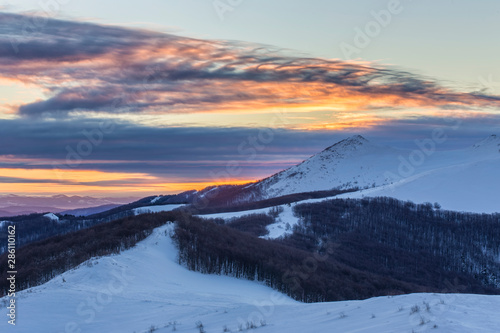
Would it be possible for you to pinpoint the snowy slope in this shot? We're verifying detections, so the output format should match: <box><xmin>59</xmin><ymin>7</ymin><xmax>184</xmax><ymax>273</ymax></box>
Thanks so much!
<box><xmin>332</xmin><ymin>135</ymin><xmax>500</xmax><ymax>213</ymax></box>
<box><xmin>43</xmin><ymin>213</ymin><xmax>59</xmax><ymax>221</ymax></box>
<box><xmin>150</xmin><ymin>196</ymin><xmax>162</xmax><ymax>204</ymax></box>
<box><xmin>2</xmin><ymin>223</ymin><xmax>500</xmax><ymax>333</ymax></box>
<box><xmin>0</xmin><ymin>220</ymin><xmax>12</xmax><ymax>229</ymax></box>
<box><xmin>133</xmin><ymin>204</ymin><xmax>184</xmax><ymax>215</ymax></box>
<box><xmin>122</xmin><ymin>135</ymin><xmax>499</xmax><ymax>215</ymax></box>
<box><xmin>198</xmin><ymin>204</ymin><xmax>300</xmax><ymax>239</ymax></box>
<box><xmin>0</xmin><ymin>223</ymin><xmax>296</xmax><ymax>333</ymax></box>
<box><xmin>247</xmin><ymin>135</ymin><xmax>500</xmax><ymax>213</ymax></box>
<box><xmin>252</xmin><ymin>135</ymin><xmax>408</xmax><ymax>198</ymax></box>
<box><xmin>336</xmin><ymin>158</ymin><xmax>500</xmax><ymax>213</ymax></box>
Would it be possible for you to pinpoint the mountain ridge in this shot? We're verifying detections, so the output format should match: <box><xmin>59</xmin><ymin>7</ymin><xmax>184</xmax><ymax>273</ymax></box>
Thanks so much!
<box><xmin>181</xmin><ymin>134</ymin><xmax>500</xmax><ymax>213</ymax></box>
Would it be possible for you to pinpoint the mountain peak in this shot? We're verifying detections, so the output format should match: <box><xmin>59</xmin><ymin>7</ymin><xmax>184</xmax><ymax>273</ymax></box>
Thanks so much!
<box><xmin>323</xmin><ymin>135</ymin><xmax>369</xmax><ymax>152</ymax></box>
<box><xmin>346</xmin><ymin>134</ymin><xmax>368</xmax><ymax>143</ymax></box>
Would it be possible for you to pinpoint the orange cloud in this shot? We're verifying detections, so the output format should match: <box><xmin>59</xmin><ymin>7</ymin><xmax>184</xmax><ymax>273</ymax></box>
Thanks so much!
<box><xmin>1</xmin><ymin>12</ymin><xmax>499</xmax><ymax>120</ymax></box>
<box><xmin>0</xmin><ymin>167</ymin><xmax>254</xmax><ymax>196</ymax></box>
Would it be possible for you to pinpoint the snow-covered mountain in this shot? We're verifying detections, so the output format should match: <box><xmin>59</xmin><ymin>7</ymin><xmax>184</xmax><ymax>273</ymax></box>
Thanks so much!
<box><xmin>3</xmin><ymin>223</ymin><xmax>499</xmax><ymax>333</ymax></box>
<box><xmin>239</xmin><ymin>134</ymin><xmax>500</xmax><ymax>213</ymax></box>
<box><xmin>249</xmin><ymin>135</ymin><xmax>405</xmax><ymax>197</ymax></box>
<box><xmin>86</xmin><ymin>134</ymin><xmax>498</xmax><ymax>216</ymax></box>
<box><xmin>3</xmin><ymin>136</ymin><xmax>499</xmax><ymax>332</ymax></box>
<box><xmin>472</xmin><ymin>134</ymin><xmax>500</xmax><ymax>150</ymax></box>
<box><xmin>333</xmin><ymin>135</ymin><xmax>500</xmax><ymax>213</ymax></box>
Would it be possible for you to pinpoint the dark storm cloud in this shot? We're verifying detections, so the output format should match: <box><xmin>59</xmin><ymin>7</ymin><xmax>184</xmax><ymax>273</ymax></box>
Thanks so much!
<box><xmin>18</xmin><ymin>89</ymin><xmax>119</xmax><ymax>116</ymax></box>
<box><xmin>1</xmin><ymin>117</ymin><xmax>499</xmax><ymax>182</ymax></box>
<box><xmin>0</xmin><ymin>12</ymin><xmax>163</xmax><ymax>60</ymax></box>
<box><xmin>0</xmin><ymin>118</ymin><xmax>338</xmax><ymax>179</ymax></box>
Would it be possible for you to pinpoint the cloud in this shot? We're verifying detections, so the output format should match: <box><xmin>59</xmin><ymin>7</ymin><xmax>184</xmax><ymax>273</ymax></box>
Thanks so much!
<box><xmin>0</xmin><ymin>118</ymin><xmax>332</xmax><ymax>180</ymax></box>
<box><xmin>1</xmin><ymin>12</ymin><xmax>499</xmax><ymax>118</ymax></box>
<box><xmin>1</xmin><ymin>116</ymin><xmax>499</xmax><ymax>183</ymax></box>
<box><xmin>0</xmin><ymin>12</ymin><xmax>163</xmax><ymax>61</ymax></box>
<box><xmin>18</xmin><ymin>87</ymin><xmax>121</xmax><ymax>116</ymax></box>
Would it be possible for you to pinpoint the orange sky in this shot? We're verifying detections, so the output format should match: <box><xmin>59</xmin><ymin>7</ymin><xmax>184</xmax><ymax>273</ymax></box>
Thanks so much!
<box><xmin>0</xmin><ymin>167</ymin><xmax>254</xmax><ymax>197</ymax></box>
<box><xmin>1</xmin><ymin>12</ymin><xmax>499</xmax><ymax>198</ymax></box>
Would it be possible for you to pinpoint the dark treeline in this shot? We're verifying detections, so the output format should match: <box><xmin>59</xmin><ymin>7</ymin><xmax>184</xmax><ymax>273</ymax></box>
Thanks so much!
<box><xmin>0</xmin><ymin>211</ymin><xmax>179</xmax><ymax>296</ymax></box>
<box><xmin>174</xmin><ymin>198</ymin><xmax>500</xmax><ymax>302</ymax></box>
<box><xmin>4</xmin><ymin>197</ymin><xmax>500</xmax><ymax>302</ymax></box>
<box><xmin>0</xmin><ymin>214</ymin><xmax>84</xmax><ymax>254</ymax></box>
<box><xmin>0</xmin><ymin>187</ymin><xmax>355</xmax><ymax>253</ymax></box>
<box><xmin>0</xmin><ymin>196</ymin><xmax>178</xmax><ymax>254</ymax></box>
<box><xmin>173</xmin><ymin>215</ymin><xmax>425</xmax><ymax>302</ymax></box>
<box><xmin>218</xmin><ymin>213</ymin><xmax>276</xmax><ymax>237</ymax></box>
<box><xmin>290</xmin><ymin>197</ymin><xmax>500</xmax><ymax>291</ymax></box>
<box><xmin>84</xmin><ymin>195</ymin><xmax>172</xmax><ymax>219</ymax></box>
<box><xmin>0</xmin><ymin>211</ymin><xmax>136</xmax><ymax>254</ymax></box>
<box><xmin>207</xmin><ymin>207</ymin><xmax>284</xmax><ymax>237</ymax></box>
<box><xmin>189</xmin><ymin>188</ymin><xmax>357</xmax><ymax>214</ymax></box>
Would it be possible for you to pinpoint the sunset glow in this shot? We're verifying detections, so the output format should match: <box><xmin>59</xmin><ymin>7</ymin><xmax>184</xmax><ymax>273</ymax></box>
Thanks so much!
<box><xmin>0</xmin><ymin>7</ymin><xmax>499</xmax><ymax>198</ymax></box>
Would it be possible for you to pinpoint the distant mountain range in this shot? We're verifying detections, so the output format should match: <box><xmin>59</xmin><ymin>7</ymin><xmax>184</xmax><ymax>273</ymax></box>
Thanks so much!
<box><xmin>0</xmin><ymin>195</ymin><xmax>137</xmax><ymax>217</ymax></box>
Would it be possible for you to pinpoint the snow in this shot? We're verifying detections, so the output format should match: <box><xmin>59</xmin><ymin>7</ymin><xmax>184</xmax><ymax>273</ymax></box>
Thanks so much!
<box><xmin>133</xmin><ymin>204</ymin><xmax>184</xmax><ymax>215</ymax></box>
<box><xmin>43</xmin><ymin>213</ymin><xmax>59</xmax><ymax>221</ymax></box>
<box><xmin>262</xmin><ymin>205</ymin><xmax>298</xmax><ymax>239</ymax></box>
<box><xmin>249</xmin><ymin>135</ymin><xmax>500</xmax><ymax>214</ymax></box>
<box><xmin>198</xmin><ymin>207</ymin><xmax>271</xmax><ymax>220</ymax></box>
<box><xmin>252</xmin><ymin>135</ymin><xmax>409</xmax><ymax>198</ymax></box>
<box><xmin>2</xmin><ymin>223</ymin><xmax>500</xmax><ymax>333</ymax></box>
<box><xmin>61</xmin><ymin>204</ymin><xmax>120</xmax><ymax>217</ymax></box>
<box><xmin>0</xmin><ymin>220</ymin><xmax>12</xmax><ymax>228</ymax></box>
<box><xmin>335</xmin><ymin>158</ymin><xmax>500</xmax><ymax>213</ymax></box>
<box><xmin>0</xmin><ymin>223</ymin><xmax>295</xmax><ymax>332</ymax></box>
<box><xmin>150</xmin><ymin>196</ymin><xmax>162</xmax><ymax>204</ymax></box>
<box><xmin>472</xmin><ymin>134</ymin><xmax>500</xmax><ymax>149</ymax></box>
<box><xmin>198</xmin><ymin>204</ymin><xmax>300</xmax><ymax>239</ymax></box>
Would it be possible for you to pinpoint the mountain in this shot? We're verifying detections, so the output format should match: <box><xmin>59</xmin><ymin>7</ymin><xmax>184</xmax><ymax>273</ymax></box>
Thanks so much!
<box><xmin>60</xmin><ymin>204</ymin><xmax>121</xmax><ymax>217</ymax></box>
<box><xmin>2</xmin><ymin>136</ymin><xmax>499</xmax><ymax>332</ymax></box>
<box><xmin>247</xmin><ymin>135</ymin><xmax>403</xmax><ymax>198</ymax></box>
<box><xmin>3</xmin><ymin>223</ymin><xmax>500</xmax><ymax>333</ymax></box>
<box><xmin>472</xmin><ymin>134</ymin><xmax>500</xmax><ymax>150</ymax></box>
<box><xmin>336</xmin><ymin>135</ymin><xmax>500</xmax><ymax>213</ymax></box>
<box><xmin>0</xmin><ymin>195</ymin><xmax>138</xmax><ymax>216</ymax></box>
<box><xmin>147</xmin><ymin>135</ymin><xmax>402</xmax><ymax>208</ymax></box>
<box><xmin>185</xmin><ymin>134</ymin><xmax>497</xmax><ymax>213</ymax></box>
<box><xmin>4</xmin><ymin>134</ymin><xmax>498</xmax><ymax>256</ymax></box>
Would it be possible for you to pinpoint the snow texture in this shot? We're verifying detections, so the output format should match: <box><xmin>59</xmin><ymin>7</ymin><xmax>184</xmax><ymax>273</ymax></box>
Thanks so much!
<box><xmin>43</xmin><ymin>213</ymin><xmax>59</xmax><ymax>221</ymax></box>
<box><xmin>0</xmin><ymin>220</ymin><xmax>12</xmax><ymax>229</ymax></box>
<box><xmin>253</xmin><ymin>135</ymin><xmax>500</xmax><ymax>214</ymax></box>
<box><xmin>133</xmin><ymin>204</ymin><xmax>184</xmax><ymax>215</ymax></box>
<box><xmin>198</xmin><ymin>204</ymin><xmax>300</xmax><ymax>239</ymax></box>
<box><xmin>2</xmin><ymin>223</ymin><xmax>500</xmax><ymax>332</ymax></box>
<box><xmin>150</xmin><ymin>196</ymin><xmax>162</xmax><ymax>204</ymax></box>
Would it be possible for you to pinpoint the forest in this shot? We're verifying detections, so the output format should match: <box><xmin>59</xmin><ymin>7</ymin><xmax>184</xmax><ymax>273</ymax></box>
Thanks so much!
<box><xmin>2</xmin><ymin>197</ymin><xmax>500</xmax><ymax>303</ymax></box>
<box><xmin>290</xmin><ymin>197</ymin><xmax>500</xmax><ymax>289</ymax></box>
<box><xmin>0</xmin><ymin>188</ymin><xmax>354</xmax><ymax>253</ymax></box>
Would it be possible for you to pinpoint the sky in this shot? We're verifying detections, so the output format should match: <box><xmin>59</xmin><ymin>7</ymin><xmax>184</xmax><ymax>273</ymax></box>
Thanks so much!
<box><xmin>0</xmin><ymin>0</ymin><xmax>499</xmax><ymax>197</ymax></box>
